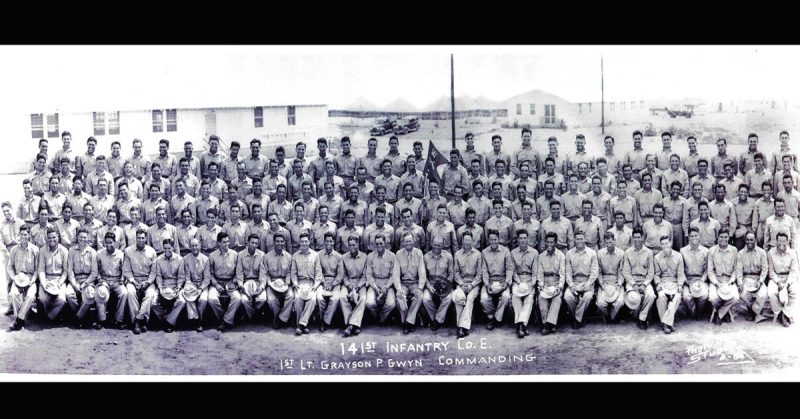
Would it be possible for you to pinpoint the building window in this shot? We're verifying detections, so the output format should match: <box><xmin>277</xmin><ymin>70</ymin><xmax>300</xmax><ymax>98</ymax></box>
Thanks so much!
<box><xmin>152</xmin><ymin>110</ymin><xmax>163</xmax><ymax>133</ymax></box>
<box><xmin>166</xmin><ymin>109</ymin><xmax>177</xmax><ymax>132</ymax></box>
<box><xmin>254</xmin><ymin>107</ymin><xmax>264</xmax><ymax>128</ymax></box>
<box><xmin>93</xmin><ymin>112</ymin><xmax>105</xmax><ymax>136</ymax></box>
<box><xmin>530</xmin><ymin>104</ymin><xmax>535</xmax><ymax>115</ymax></box>
<box><xmin>31</xmin><ymin>114</ymin><xmax>44</xmax><ymax>139</ymax></box>
<box><xmin>46</xmin><ymin>113</ymin><xmax>59</xmax><ymax>138</ymax></box>
<box><xmin>544</xmin><ymin>104</ymin><xmax>556</xmax><ymax>124</ymax></box>
<box><xmin>108</xmin><ymin>111</ymin><xmax>120</xmax><ymax>135</ymax></box>
<box><xmin>287</xmin><ymin>106</ymin><xmax>296</xmax><ymax>126</ymax></box>
<box><xmin>516</xmin><ymin>104</ymin><xmax>522</xmax><ymax>115</ymax></box>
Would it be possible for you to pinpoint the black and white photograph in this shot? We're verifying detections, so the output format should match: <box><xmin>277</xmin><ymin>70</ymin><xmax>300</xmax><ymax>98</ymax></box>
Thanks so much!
<box><xmin>0</xmin><ymin>45</ymin><xmax>798</xmax><ymax>380</ymax></box>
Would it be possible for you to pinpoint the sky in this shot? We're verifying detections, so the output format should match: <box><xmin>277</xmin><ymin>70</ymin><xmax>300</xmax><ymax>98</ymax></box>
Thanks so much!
<box><xmin>1</xmin><ymin>45</ymin><xmax>799</xmax><ymax>114</ymax></box>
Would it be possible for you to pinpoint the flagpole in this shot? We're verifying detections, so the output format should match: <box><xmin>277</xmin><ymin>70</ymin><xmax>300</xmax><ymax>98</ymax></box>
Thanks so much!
<box><xmin>451</xmin><ymin>54</ymin><xmax>456</xmax><ymax>150</ymax></box>
<box><xmin>601</xmin><ymin>55</ymin><xmax>605</xmax><ymax>136</ymax></box>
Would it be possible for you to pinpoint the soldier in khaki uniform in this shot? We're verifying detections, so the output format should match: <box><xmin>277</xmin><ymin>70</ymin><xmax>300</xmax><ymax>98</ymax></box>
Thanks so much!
<box><xmin>453</xmin><ymin>231</ymin><xmax>483</xmax><ymax>338</ymax></box>
<box><xmin>736</xmin><ymin>232</ymin><xmax>769</xmax><ymax>323</ymax></box>
<box><xmin>595</xmin><ymin>231</ymin><xmax>626</xmax><ymax>322</ymax></box>
<box><xmin>290</xmin><ymin>233</ymin><xmax>322</xmax><ymax>335</ymax></box>
<box><xmin>182</xmin><ymin>238</ymin><xmax>212</xmax><ymax>331</ymax></box>
<box><xmin>148</xmin><ymin>239</ymin><xmax>186</xmax><ymax>333</ymax></box>
<box><xmin>707</xmin><ymin>229</ymin><xmax>739</xmax><ymax>325</ymax></box>
<box><xmin>680</xmin><ymin>227</ymin><xmax>710</xmax><ymax>320</ymax></box>
<box><xmin>536</xmin><ymin>232</ymin><xmax>566</xmax><ymax>335</ymax></box>
<box><xmin>337</xmin><ymin>235</ymin><xmax>368</xmax><ymax>337</ymax></box>
<box><xmin>364</xmin><ymin>234</ymin><xmax>401</xmax><ymax>324</ymax></box>
<box><xmin>7</xmin><ymin>225</ymin><xmax>39</xmax><ymax>331</ymax></box>
<box><xmin>207</xmin><ymin>232</ymin><xmax>243</xmax><ymax>331</ymax></box>
<box><xmin>563</xmin><ymin>230</ymin><xmax>599</xmax><ymax>329</ymax></box>
<box><xmin>395</xmin><ymin>232</ymin><xmax>426</xmax><ymax>334</ymax></box>
<box><xmin>422</xmin><ymin>236</ymin><xmax>454</xmax><ymax>331</ymax></box>
<box><xmin>260</xmin><ymin>233</ymin><xmax>294</xmax><ymax>329</ymax></box>
<box><xmin>654</xmin><ymin>236</ymin><xmax>685</xmax><ymax>334</ymax></box>
<box><xmin>622</xmin><ymin>227</ymin><xmax>656</xmax><ymax>330</ymax></box>
<box><xmin>236</xmin><ymin>234</ymin><xmax>266</xmax><ymax>322</ymax></box>
<box><xmin>767</xmin><ymin>232</ymin><xmax>798</xmax><ymax>327</ymax></box>
<box><xmin>314</xmin><ymin>232</ymin><xmax>342</xmax><ymax>332</ymax></box>
<box><xmin>480</xmin><ymin>229</ymin><xmax>514</xmax><ymax>330</ymax></box>
<box><xmin>510</xmin><ymin>230</ymin><xmax>538</xmax><ymax>338</ymax></box>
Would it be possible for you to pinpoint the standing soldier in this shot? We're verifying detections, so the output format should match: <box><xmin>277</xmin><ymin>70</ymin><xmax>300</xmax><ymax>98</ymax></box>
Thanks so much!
<box><xmin>334</xmin><ymin>137</ymin><xmax>358</xmax><ymax>191</ymax></box>
<box><xmin>753</xmin><ymin>181</ymin><xmax>775</xmax><ymax>247</ymax></box>
<box><xmin>662</xmin><ymin>181</ymin><xmax>686</xmax><ymax>250</ymax></box>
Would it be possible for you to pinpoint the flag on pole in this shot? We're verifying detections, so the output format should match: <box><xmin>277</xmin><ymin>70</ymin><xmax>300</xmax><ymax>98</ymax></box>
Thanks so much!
<box><xmin>422</xmin><ymin>140</ymin><xmax>449</xmax><ymax>189</ymax></box>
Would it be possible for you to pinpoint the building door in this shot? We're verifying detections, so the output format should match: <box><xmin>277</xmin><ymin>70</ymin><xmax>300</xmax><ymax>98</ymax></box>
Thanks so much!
<box><xmin>205</xmin><ymin>112</ymin><xmax>216</xmax><ymax>138</ymax></box>
<box><xmin>544</xmin><ymin>104</ymin><xmax>556</xmax><ymax>124</ymax></box>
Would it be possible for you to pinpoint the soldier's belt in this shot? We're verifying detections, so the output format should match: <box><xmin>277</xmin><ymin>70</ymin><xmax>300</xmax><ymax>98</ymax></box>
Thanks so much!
<box><xmin>243</xmin><ymin>277</ymin><xmax>259</xmax><ymax>280</ymax></box>
<box><xmin>75</xmin><ymin>273</ymin><xmax>90</xmax><ymax>280</ymax></box>
<box><xmin>660</xmin><ymin>275</ymin><xmax>678</xmax><ymax>280</ymax></box>
<box><xmin>518</xmin><ymin>273</ymin><xmax>532</xmax><ymax>282</ymax></box>
<box><xmin>488</xmin><ymin>275</ymin><xmax>506</xmax><ymax>282</ymax></box>
<box><xmin>573</xmin><ymin>273</ymin><xmax>589</xmax><ymax>281</ymax></box>
<box><xmin>686</xmin><ymin>274</ymin><xmax>703</xmax><ymax>279</ymax></box>
<box><xmin>743</xmin><ymin>274</ymin><xmax>761</xmax><ymax>279</ymax></box>
<box><xmin>670</xmin><ymin>219</ymin><xmax>682</xmax><ymax>225</ymax></box>
<box><xmin>601</xmin><ymin>274</ymin><xmax>617</xmax><ymax>281</ymax></box>
<box><xmin>101</xmin><ymin>275</ymin><xmax>122</xmax><ymax>283</ymax></box>
<box><xmin>45</xmin><ymin>274</ymin><xmax>62</xmax><ymax>281</ymax></box>
<box><xmin>632</xmin><ymin>274</ymin><xmax>648</xmax><ymax>283</ymax></box>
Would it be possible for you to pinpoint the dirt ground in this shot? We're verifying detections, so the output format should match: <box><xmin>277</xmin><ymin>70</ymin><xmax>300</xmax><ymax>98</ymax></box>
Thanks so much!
<box><xmin>1</xmin><ymin>293</ymin><xmax>798</xmax><ymax>377</ymax></box>
<box><xmin>3</xmin><ymin>112</ymin><xmax>800</xmax><ymax>378</ymax></box>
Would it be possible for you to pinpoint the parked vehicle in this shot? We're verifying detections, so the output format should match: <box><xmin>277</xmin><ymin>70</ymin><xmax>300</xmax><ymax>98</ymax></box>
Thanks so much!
<box><xmin>369</xmin><ymin>116</ymin><xmax>396</xmax><ymax>136</ymax></box>
<box><xmin>393</xmin><ymin>116</ymin><xmax>419</xmax><ymax>135</ymax></box>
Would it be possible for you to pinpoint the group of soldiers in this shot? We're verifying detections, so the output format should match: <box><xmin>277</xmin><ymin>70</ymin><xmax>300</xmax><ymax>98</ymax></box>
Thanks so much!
<box><xmin>0</xmin><ymin>128</ymin><xmax>797</xmax><ymax>338</ymax></box>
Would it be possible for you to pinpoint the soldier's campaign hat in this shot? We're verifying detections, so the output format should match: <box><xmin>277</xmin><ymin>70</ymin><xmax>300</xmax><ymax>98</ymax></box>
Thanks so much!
<box><xmin>96</xmin><ymin>285</ymin><xmax>110</xmax><ymax>300</ymax></box>
<box><xmin>624</xmin><ymin>289</ymin><xmax>641</xmax><ymax>310</ymax></box>
<box><xmin>43</xmin><ymin>280</ymin><xmax>61</xmax><ymax>296</ymax></box>
<box><xmin>451</xmin><ymin>288</ymin><xmax>467</xmax><ymax>304</ymax></box>
<box><xmin>598</xmin><ymin>282</ymin><xmax>620</xmax><ymax>302</ymax></box>
<box><xmin>243</xmin><ymin>280</ymin><xmax>260</xmax><ymax>299</ymax></box>
<box><xmin>82</xmin><ymin>285</ymin><xmax>96</xmax><ymax>301</ymax></box>
<box><xmin>540</xmin><ymin>284</ymin><xmax>560</xmax><ymax>299</ymax></box>
<box><xmin>182</xmin><ymin>282</ymin><xmax>201</xmax><ymax>302</ymax></box>
<box><xmin>512</xmin><ymin>282</ymin><xmax>533</xmax><ymax>298</ymax></box>
<box><xmin>690</xmin><ymin>280</ymin><xmax>707</xmax><ymax>298</ymax></box>
<box><xmin>488</xmin><ymin>280</ymin><xmax>506</xmax><ymax>295</ymax></box>
<box><xmin>717</xmin><ymin>282</ymin><xmax>736</xmax><ymax>301</ymax></box>
<box><xmin>661</xmin><ymin>281</ymin><xmax>679</xmax><ymax>296</ymax></box>
<box><xmin>13</xmin><ymin>272</ymin><xmax>32</xmax><ymax>288</ymax></box>
<box><xmin>269</xmin><ymin>278</ymin><xmax>289</xmax><ymax>293</ymax></box>
<box><xmin>297</xmin><ymin>282</ymin><xmax>314</xmax><ymax>301</ymax></box>
<box><xmin>742</xmin><ymin>277</ymin><xmax>761</xmax><ymax>293</ymax></box>
<box><xmin>159</xmin><ymin>286</ymin><xmax>177</xmax><ymax>301</ymax></box>
<box><xmin>430</xmin><ymin>275</ymin><xmax>452</xmax><ymax>297</ymax></box>
<box><xmin>224</xmin><ymin>281</ymin><xmax>239</xmax><ymax>292</ymax></box>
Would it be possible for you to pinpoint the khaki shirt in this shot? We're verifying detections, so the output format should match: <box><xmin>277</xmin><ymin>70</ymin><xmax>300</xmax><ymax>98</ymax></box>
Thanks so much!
<box><xmin>654</xmin><ymin>251</ymin><xmax>686</xmax><ymax>287</ymax></box>
<box><xmin>690</xmin><ymin>218</ymin><xmax>721</xmax><ymax>248</ymax></box>
<box><xmin>424</xmin><ymin>251</ymin><xmax>454</xmax><ymax>289</ymax></box>
<box><xmin>597</xmin><ymin>247</ymin><xmax>624</xmax><ymax>285</ymax></box>
<box><xmin>336</xmin><ymin>225</ymin><xmax>364</xmax><ymax>253</ymax></box>
<box><xmin>565</xmin><ymin>247</ymin><xmax>599</xmax><ymax>289</ymax></box>
<box><xmin>209</xmin><ymin>249</ymin><xmax>238</xmax><ymax>282</ymax></box>
<box><xmin>260</xmin><ymin>250</ymin><xmax>292</xmax><ymax>283</ymax></box>
<box><xmin>481</xmin><ymin>245</ymin><xmax>513</xmax><ymax>285</ymax></box>
<box><xmin>147</xmin><ymin>223</ymin><xmax>179</xmax><ymax>254</ymax></box>
<box><xmin>622</xmin><ymin>246</ymin><xmax>654</xmax><ymax>287</ymax></box>
<box><xmin>236</xmin><ymin>248</ymin><xmax>265</xmax><ymax>284</ymax></box>
<box><xmin>365</xmin><ymin>249</ymin><xmax>400</xmax><ymax>290</ymax></box>
<box><xmin>768</xmin><ymin>247</ymin><xmax>798</xmax><ymax>283</ymax></box>
<box><xmin>97</xmin><ymin>248</ymin><xmax>124</xmax><ymax>281</ymax></box>
<box><xmin>607</xmin><ymin>226</ymin><xmax>632</xmax><ymax>251</ymax></box>
<box><xmin>536</xmin><ymin>249</ymin><xmax>566</xmax><ymax>289</ymax></box>
<box><xmin>151</xmin><ymin>253</ymin><xmax>185</xmax><ymax>289</ymax></box>
<box><xmin>735</xmin><ymin>247</ymin><xmax>768</xmax><ymax>286</ymax></box>
<box><xmin>183</xmin><ymin>253</ymin><xmax>211</xmax><ymax>288</ymax></box>
<box><xmin>316</xmin><ymin>249</ymin><xmax>342</xmax><ymax>287</ymax></box>
<box><xmin>396</xmin><ymin>247</ymin><xmax>426</xmax><ymax>285</ymax></box>
<box><xmin>337</xmin><ymin>250</ymin><xmax>368</xmax><ymax>289</ymax></box>
<box><xmin>123</xmin><ymin>245</ymin><xmax>158</xmax><ymax>283</ymax></box>
<box><xmin>511</xmin><ymin>246</ymin><xmax>538</xmax><ymax>283</ymax></box>
<box><xmin>291</xmin><ymin>249</ymin><xmax>322</xmax><ymax>285</ymax></box>
<box><xmin>707</xmin><ymin>245</ymin><xmax>738</xmax><ymax>285</ymax></box>
<box><xmin>38</xmin><ymin>244</ymin><xmax>69</xmax><ymax>281</ymax></box>
<box><xmin>679</xmin><ymin>244</ymin><xmax>709</xmax><ymax>283</ymax></box>
<box><xmin>539</xmin><ymin>217</ymin><xmax>574</xmax><ymax>250</ymax></box>
<box><xmin>709</xmin><ymin>199</ymin><xmax>738</xmax><ymax>229</ymax></box>
<box><xmin>454</xmin><ymin>248</ymin><xmax>483</xmax><ymax>286</ymax></box>
<box><xmin>67</xmin><ymin>245</ymin><xmax>98</xmax><ymax>285</ymax></box>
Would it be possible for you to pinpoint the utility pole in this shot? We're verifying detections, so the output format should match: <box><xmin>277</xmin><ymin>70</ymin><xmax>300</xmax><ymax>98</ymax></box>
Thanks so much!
<box><xmin>450</xmin><ymin>54</ymin><xmax>456</xmax><ymax>149</ymax></box>
<box><xmin>601</xmin><ymin>55</ymin><xmax>605</xmax><ymax>135</ymax></box>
